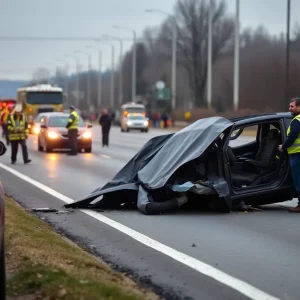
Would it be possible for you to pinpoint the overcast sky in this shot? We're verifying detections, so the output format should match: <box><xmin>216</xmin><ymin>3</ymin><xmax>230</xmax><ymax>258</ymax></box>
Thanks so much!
<box><xmin>0</xmin><ymin>0</ymin><xmax>299</xmax><ymax>80</ymax></box>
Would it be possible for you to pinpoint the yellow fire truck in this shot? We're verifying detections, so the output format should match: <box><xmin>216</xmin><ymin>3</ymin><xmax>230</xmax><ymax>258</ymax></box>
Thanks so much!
<box><xmin>17</xmin><ymin>84</ymin><xmax>66</xmax><ymax>133</ymax></box>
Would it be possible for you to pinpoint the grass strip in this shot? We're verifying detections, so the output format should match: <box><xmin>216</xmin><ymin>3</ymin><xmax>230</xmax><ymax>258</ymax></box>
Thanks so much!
<box><xmin>5</xmin><ymin>197</ymin><xmax>160</xmax><ymax>300</ymax></box>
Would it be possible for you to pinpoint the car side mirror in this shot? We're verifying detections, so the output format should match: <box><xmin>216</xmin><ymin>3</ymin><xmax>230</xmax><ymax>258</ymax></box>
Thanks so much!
<box><xmin>87</xmin><ymin>124</ymin><xmax>92</xmax><ymax>128</ymax></box>
<box><xmin>40</xmin><ymin>124</ymin><xmax>47</xmax><ymax>129</ymax></box>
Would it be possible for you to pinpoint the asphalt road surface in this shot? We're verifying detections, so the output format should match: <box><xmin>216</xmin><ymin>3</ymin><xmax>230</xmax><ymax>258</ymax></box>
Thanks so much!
<box><xmin>0</xmin><ymin>126</ymin><xmax>299</xmax><ymax>300</ymax></box>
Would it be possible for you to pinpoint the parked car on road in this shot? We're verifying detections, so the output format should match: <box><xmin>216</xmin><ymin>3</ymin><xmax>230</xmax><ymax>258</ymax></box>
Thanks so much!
<box><xmin>121</xmin><ymin>114</ymin><xmax>149</xmax><ymax>133</ymax></box>
<box><xmin>37</xmin><ymin>113</ymin><xmax>93</xmax><ymax>153</ymax></box>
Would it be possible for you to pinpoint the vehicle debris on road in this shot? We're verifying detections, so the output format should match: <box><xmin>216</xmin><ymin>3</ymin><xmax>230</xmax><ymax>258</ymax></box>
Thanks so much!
<box><xmin>32</xmin><ymin>207</ymin><xmax>74</xmax><ymax>214</ymax></box>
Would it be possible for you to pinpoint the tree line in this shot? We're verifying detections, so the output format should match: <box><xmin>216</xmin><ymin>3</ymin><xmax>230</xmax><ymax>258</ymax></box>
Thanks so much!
<box><xmin>31</xmin><ymin>0</ymin><xmax>300</xmax><ymax>120</ymax></box>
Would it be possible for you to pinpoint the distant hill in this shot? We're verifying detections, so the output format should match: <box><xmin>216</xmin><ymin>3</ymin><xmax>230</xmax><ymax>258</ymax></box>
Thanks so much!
<box><xmin>0</xmin><ymin>80</ymin><xmax>28</xmax><ymax>98</ymax></box>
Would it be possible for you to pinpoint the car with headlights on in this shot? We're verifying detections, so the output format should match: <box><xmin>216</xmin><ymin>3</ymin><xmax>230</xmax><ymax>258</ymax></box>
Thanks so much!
<box><xmin>121</xmin><ymin>114</ymin><xmax>149</xmax><ymax>132</ymax></box>
<box><xmin>37</xmin><ymin>113</ymin><xmax>93</xmax><ymax>153</ymax></box>
<box><xmin>31</xmin><ymin>112</ymin><xmax>56</xmax><ymax>135</ymax></box>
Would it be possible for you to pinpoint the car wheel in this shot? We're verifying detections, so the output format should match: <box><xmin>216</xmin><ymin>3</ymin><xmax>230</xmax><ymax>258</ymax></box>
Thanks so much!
<box><xmin>85</xmin><ymin>146</ymin><xmax>92</xmax><ymax>153</ymax></box>
<box><xmin>38</xmin><ymin>139</ymin><xmax>43</xmax><ymax>152</ymax></box>
<box><xmin>0</xmin><ymin>239</ymin><xmax>6</xmax><ymax>300</ymax></box>
<box><xmin>145</xmin><ymin>129</ymin><xmax>148</xmax><ymax>133</ymax></box>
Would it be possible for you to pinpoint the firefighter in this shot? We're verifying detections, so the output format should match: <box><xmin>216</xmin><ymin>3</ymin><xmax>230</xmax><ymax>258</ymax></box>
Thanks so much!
<box><xmin>66</xmin><ymin>105</ymin><xmax>79</xmax><ymax>155</ymax></box>
<box><xmin>1</xmin><ymin>104</ymin><xmax>14</xmax><ymax>146</ymax></box>
<box><xmin>7</xmin><ymin>104</ymin><xmax>31</xmax><ymax>164</ymax></box>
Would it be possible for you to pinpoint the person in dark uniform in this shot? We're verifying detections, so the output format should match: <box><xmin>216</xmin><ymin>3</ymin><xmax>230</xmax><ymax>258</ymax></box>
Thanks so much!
<box><xmin>66</xmin><ymin>105</ymin><xmax>79</xmax><ymax>155</ymax></box>
<box><xmin>6</xmin><ymin>104</ymin><xmax>31</xmax><ymax>164</ymax></box>
<box><xmin>99</xmin><ymin>109</ymin><xmax>111</xmax><ymax>147</ymax></box>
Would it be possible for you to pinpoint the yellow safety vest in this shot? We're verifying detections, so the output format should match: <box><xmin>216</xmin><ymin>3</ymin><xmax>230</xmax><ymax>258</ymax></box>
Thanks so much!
<box><xmin>0</xmin><ymin>110</ymin><xmax>9</xmax><ymax>125</ymax></box>
<box><xmin>287</xmin><ymin>114</ymin><xmax>300</xmax><ymax>154</ymax></box>
<box><xmin>7</xmin><ymin>114</ymin><xmax>29</xmax><ymax>141</ymax></box>
<box><xmin>68</xmin><ymin>111</ymin><xmax>79</xmax><ymax>130</ymax></box>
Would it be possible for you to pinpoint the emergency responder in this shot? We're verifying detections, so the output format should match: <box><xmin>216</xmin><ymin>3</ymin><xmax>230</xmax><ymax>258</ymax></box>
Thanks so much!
<box><xmin>0</xmin><ymin>104</ymin><xmax>14</xmax><ymax>146</ymax></box>
<box><xmin>7</xmin><ymin>104</ymin><xmax>31</xmax><ymax>164</ymax></box>
<box><xmin>279</xmin><ymin>97</ymin><xmax>300</xmax><ymax>212</ymax></box>
<box><xmin>66</xmin><ymin>105</ymin><xmax>79</xmax><ymax>155</ymax></box>
<box><xmin>99</xmin><ymin>109</ymin><xmax>111</xmax><ymax>147</ymax></box>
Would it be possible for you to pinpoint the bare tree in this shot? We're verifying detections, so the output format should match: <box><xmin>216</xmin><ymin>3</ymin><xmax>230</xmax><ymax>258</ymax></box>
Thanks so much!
<box><xmin>32</xmin><ymin>67</ymin><xmax>51</xmax><ymax>84</ymax></box>
<box><xmin>159</xmin><ymin>0</ymin><xmax>234</xmax><ymax>107</ymax></box>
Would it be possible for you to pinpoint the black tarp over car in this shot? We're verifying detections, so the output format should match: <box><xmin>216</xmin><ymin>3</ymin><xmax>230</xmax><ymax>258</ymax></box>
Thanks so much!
<box><xmin>65</xmin><ymin>117</ymin><xmax>234</xmax><ymax>214</ymax></box>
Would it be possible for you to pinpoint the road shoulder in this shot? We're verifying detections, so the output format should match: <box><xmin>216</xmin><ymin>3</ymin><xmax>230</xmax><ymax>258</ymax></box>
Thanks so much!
<box><xmin>5</xmin><ymin>196</ymin><xmax>159</xmax><ymax>300</ymax></box>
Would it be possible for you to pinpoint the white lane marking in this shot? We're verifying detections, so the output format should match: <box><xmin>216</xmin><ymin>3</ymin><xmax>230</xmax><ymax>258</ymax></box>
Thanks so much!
<box><xmin>100</xmin><ymin>155</ymin><xmax>111</xmax><ymax>159</ymax></box>
<box><xmin>0</xmin><ymin>162</ymin><xmax>280</xmax><ymax>300</ymax></box>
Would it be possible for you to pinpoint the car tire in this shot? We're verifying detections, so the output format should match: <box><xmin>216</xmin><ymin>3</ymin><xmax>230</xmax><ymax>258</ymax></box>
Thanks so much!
<box><xmin>0</xmin><ymin>239</ymin><xmax>6</xmax><ymax>300</ymax></box>
<box><xmin>145</xmin><ymin>129</ymin><xmax>148</xmax><ymax>133</ymax></box>
<box><xmin>38</xmin><ymin>139</ymin><xmax>43</xmax><ymax>152</ymax></box>
<box><xmin>85</xmin><ymin>146</ymin><xmax>92</xmax><ymax>153</ymax></box>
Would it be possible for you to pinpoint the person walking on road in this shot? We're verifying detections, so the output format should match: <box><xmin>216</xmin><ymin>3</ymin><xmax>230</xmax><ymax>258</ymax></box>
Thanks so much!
<box><xmin>66</xmin><ymin>105</ymin><xmax>79</xmax><ymax>156</ymax></box>
<box><xmin>279</xmin><ymin>97</ymin><xmax>300</xmax><ymax>212</ymax></box>
<box><xmin>6</xmin><ymin>104</ymin><xmax>31</xmax><ymax>164</ymax></box>
<box><xmin>99</xmin><ymin>109</ymin><xmax>111</xmax><ymax>147</ymax></box>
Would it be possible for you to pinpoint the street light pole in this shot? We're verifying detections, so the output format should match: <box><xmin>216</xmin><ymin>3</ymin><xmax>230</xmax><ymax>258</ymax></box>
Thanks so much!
<box><xmin>75</xmin><ymin>50</ymin><xmax>92</xmax><ymax>110</ymax></box>
<box><xmin>145</xmin><ymin>9</ymin><xmax>177</xmax><ymax>109</ymax></box>
<box><xmin>110</xmin><ymin>45</ymin><xmax>115</xmax><ymax>109</ymax></box>
<box><xmin>65</xmin><ymin>54</ymin><xmax>80</xmax><ymax>107</ymax></box>
<box><xmin>207</xmin><ymin>0</ymin><xmax>213</xmax><ymax>109</ymax></box>
<box><xmin>285</xmin><ymin>0</ymin><xmax>291</xmax><ymax>103</ymax></box>
<box><xmin>233</xmin><ymin>0</ymin><xmax>240</xmax><ymax>111</ymax></box>
<box><xmin>95</xmin><ymin>41</ymin><xmax>115</xmax><ymax>109</ymax></box>
<box><xmin>113</xmin><ymin>25</ymin><xmax>136</xmax><ymax>102</ymax></box>
<box><xmin>102</xmin><ymin>34</ymin><xmax>124</xmax><ymax>105</ymax></box>
<box><xmin>57</xmin><ymin>59</ymin><xmax>69</xmax><ymax>97</ymax></box>
<box><xmin>47</xmin><ymin>63</ymin><xmax>58</xmax><ymax>86</ymax></box>
<box><xmin>87</xmin><ymin>45</ymin><xmax>102</xmax><ymax>108</ymax></box>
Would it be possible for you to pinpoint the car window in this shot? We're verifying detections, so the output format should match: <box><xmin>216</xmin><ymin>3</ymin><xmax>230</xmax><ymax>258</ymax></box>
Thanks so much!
<box><xmin>48</xmin><ymin>116</ymin><xmax>85</xmax><ymax>127</ymax></box>
<box><xmin>229</xmin><ymin>125</ymin><xmax>258</xmax><ymax>147</ymax></box>
<box><xmin>128</xmin><ymin>116</ymin><xmax>145</xmax><ymax>120</ymax></box>
<box><xmin>35</xmin><ymin>115</ymin><xmax>46</xmax><ymax>123</ymax></box>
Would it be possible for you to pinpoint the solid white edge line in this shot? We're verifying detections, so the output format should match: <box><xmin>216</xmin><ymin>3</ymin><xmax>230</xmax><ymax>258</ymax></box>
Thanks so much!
<box><xmin>0</xmin><ymin>162</ymin><xmax>281</xmax><ymax>300</ymax></box>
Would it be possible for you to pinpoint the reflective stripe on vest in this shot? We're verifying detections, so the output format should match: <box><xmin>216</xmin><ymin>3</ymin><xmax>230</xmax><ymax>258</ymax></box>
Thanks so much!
<box><xmin>287</xmin><ymin>114</ymin><xmax>300</xmax><ymax>154</ymax></box>
<box><xmin>68</xmin><ymin>111</ymin><xmax>79</xmax><ymax>130</ymax></box>
<box><xmin>7</xmin><ymin>114</ymin><xmax>28</xmax><ymax>141</ymax></box>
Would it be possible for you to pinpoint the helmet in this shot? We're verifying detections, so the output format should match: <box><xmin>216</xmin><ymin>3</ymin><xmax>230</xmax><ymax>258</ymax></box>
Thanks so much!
<box><xmin>7</xmin><ymin>104</ymin><xmax>14</xmax><ymax>111</ymax></box>
<box><xmin>14</xmin><ymin>104</ymin><xmax>22</xmax><ymax>112</ymax></box>
<box><xmin>69</xmin><ymin>105</ymin><xmax>75</xmax><ymax>110</ymax></box>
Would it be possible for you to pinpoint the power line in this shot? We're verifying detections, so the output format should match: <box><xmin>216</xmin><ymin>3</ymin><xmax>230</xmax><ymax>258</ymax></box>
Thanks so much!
<box><xmin>0</xmin><ymin>36</ymin><xmax>171</xmax><ymax>42</ymax></box>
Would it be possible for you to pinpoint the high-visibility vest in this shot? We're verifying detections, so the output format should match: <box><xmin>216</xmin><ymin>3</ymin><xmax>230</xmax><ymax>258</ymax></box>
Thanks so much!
<box><xmin>7</xmin><ymin>114</ymin><xmax>29</xmax><ymax>141</ymax></box>
<box><xmin>287</xmin><ymin>114</ymin><xmax>300</xmax><ymax>154</ymax></box>
<box><xmin>0</xmin><ymin>110</ymin><xmax>8</xmax><ymax>125</ymax></box>
<box><xmin>68</xmin><ymin>111</ymin><xmax>79</xmax><ymax>130</ymax></box>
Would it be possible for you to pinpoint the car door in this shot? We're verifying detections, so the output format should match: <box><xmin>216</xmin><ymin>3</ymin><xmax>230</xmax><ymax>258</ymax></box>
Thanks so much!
<box><xmin>223</xmin><ymin>117</ymin><xmax>297</xmax><ymax>203</ymax></box>
<box><xmin>228</xmin><ymin>124</ymin><xmax>260</xmax><ymax>159</ymax></box>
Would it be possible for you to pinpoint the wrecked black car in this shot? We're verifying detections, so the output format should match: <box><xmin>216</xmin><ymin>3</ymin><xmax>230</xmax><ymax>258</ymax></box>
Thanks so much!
<box><xmin>65</xmin><ymin>113</ymin><xmax>297</xmax><ymax>214</ymax></box>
